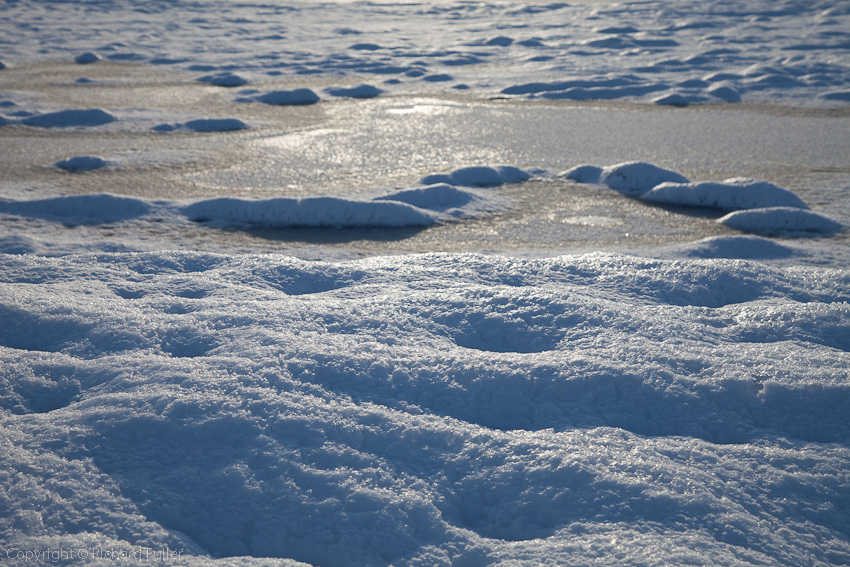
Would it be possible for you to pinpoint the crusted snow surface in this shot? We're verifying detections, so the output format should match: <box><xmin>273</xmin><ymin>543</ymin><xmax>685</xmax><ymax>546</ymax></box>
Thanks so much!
<box><xmin>2</xmin><ymin>251</ymin><xmax>850</xmax><ymax>567</ymax></box>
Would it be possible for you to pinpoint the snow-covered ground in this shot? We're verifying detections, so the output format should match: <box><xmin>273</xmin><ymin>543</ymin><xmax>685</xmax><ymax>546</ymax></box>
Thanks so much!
<box><xmin>1</xmin><ymin>0</ymin><xmax>850</xmax><ymax>566</ymax></box>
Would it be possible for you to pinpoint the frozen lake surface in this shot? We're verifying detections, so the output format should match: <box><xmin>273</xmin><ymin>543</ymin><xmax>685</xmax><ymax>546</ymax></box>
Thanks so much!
<box><xmin>1</xmin><ymin>1</ymin><xmax>850</xmax><ymax>566</ymax></box>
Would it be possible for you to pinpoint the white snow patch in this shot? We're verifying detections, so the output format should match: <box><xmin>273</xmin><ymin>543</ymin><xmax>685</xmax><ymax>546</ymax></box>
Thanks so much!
<box><xmin>153</xmin><ymin>118</ymin><xmax>249</xmax><ymax>132</ymax></box>
<box><xmin>324</xmin><ymin>84</ymin><xmax>383</xmax><ymax>99</ymax></box>
<box><xmin>0</xmin><ymin>193</ymin><xmax>151</xmax><ymax>224</ymax></box>
<box><xmin>376</xmin><ymin>183</ymin><xmax>477</xmax><ymax>211</ymax></box>
<box><xmin>243</xmin><ymin>89</ymin><xmax>321</xmax><ymax>106</ymax></box>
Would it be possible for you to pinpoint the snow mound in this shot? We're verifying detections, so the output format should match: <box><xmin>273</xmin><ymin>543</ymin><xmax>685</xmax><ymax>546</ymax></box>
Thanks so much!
<box><xmin>74</xmin><ymin>52</ymin><xmax>101</xmax><ymax>64</ymax></box>
<box><xmin>718</xmin><ymin>207</ymin><xmax>843</xmax><ymax>236</ymax></box>
<box><xmin>21</xmin><ymin>108</ymin><xmax>116</xmax><ymax>128</ymax></box>
<box><xmin>249</xmin><ymin>89</ymin><xmax>321</xmax><ymax>106</ymax></box>
<box><xmin>153</xmin><ymin>119</ymin><xmax>249</xmax><ymax>132</ymax></box>
<box><xmin>55</xmin><ymin>156</ymin><xmax>109</xmax><ymax>172</ymax></box>
<box><xmin>376</xmin><ymin>184</ymin><xmax>477</xmax><ymax>211</ymax></box>
<box><xmin>0</xmin><ymin>193</ymin><xmax>150</xmax><ymax>224</ymax></box>
<box><xmin>653</xmin><ymin>92</ymin><xmax>690</xmax><ymax>107</ymax></box>
<box><xmin>674</xmin><ymin>235</ymin><xmax>798</xmax><ymax>260</ymax></box>
<box><xmin>599</xmin><ymin>161</ymin><xmax>690</xmax><ymax>195</ymax></box>
<box><xmin>198</xmin><ymin>71</ymin><xmax>248</xmax><ymax>87</ymax></box>
<box><xmin>182</xmin><ymin>196</ymin><xmax>435</xmax><ymax>227</ymax></box>
<box><xmin>324</xmin><ymin>84</ymin><xmax>383</xmax><ymax>99</ymax></box>
<box><xmin>421</xmin><ymin>165</ymin><xmax>531</xmax><ymax>187</ymax></box>
<box><xmin>560</xmin><ymin>164</ymin><xmax>602</xmax><ymax>183</ymax></box>
<box><xmin>642</xmin><ymin>178</ymin><xmax>809</xmax><ymax>210</ymax></box>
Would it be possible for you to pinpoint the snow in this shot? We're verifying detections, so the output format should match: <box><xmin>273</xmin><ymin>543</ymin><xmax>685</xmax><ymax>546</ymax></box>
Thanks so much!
<box><xmin>718</xmin><ymin>207</ymin><xmax>843</xmax><ymax>236</ymax></box>
<box><xmin>598</xmin><ymin>161</ymin><xmax>691</xmax><ymax>195</ymax></box>
<box><xmin>153</xmin><ymin>119</ymin><xmax>249</xmax><ymax>132</ymax></box>
<box><xmin>324</xmin><ymin>84</ymin><xmax>383</xmax><ymax>99</ymax></box>
<box><xmin>182</xmin><ymin>196</ymin><xmax>436</xmax><ymax>228</ymax></box>
<box><xmin>21</xmin><ymin>109</ymin><xmax>117</xmax><ymax>128</ymax></box>
<box><xmin>245</xmin><ymin>89</ymin><xmax>321</xmax><ymax>106</ymax></box>
<box><xmin>2</xmin><ymin>252</ymin><xmax>850</xmax><ymax>567</ymax></box>
<box><xmin>54</xmin><ymin>156</ymin><xmax>109</xmax><ymax>172</ymax></box>
<box><xmin>642</xmin><ymin>178</ymin><xmax>810</xmax><ymax>211</ymax></box>
<box><xmin>421</xmin><ymin>166</ymin><xmax>532</xmax><ymax>187</ymax></box>
<box><xmin>2</xmin><ymin>0</ymin><xmax>850</xmax><ymax>565</ymax></box>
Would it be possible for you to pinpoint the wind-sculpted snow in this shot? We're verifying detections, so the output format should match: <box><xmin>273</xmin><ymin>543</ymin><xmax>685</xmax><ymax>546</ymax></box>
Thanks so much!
<box><xmin>718</xmin><ymin>207</ymin><xmax>843</xmax><ymax>236</ymax></box>
<box><xmin>2</xmin><ymin>252</ymin><xmax>850</xmax><ymax>566</ymax></box>
<box><xmin>3</xmin><ymin>0</ymin><xmax>849</xmax><ymax>107</ymax></box>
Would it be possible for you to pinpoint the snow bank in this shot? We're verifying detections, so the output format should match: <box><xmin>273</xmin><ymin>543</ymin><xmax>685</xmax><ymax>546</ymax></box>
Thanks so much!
<box><xmin>74</xmin><ymin>52</ymin><xmax>101</xmax><ymax>64</ymax></box>
<box><xmin>21</xmin><ymin>108</ymin><xmax>116</xmax><ymax>128</ymax></box>
<box><xmin>182</xmin><ymin>196</ymin><xmax>435</xmax><ymax>227</ymax></box>
<box><xmin>718</xmin><ymin>206</ymin><xmax>843</xmax><ymax>236</ymax></box>
<box><xmin>598</xmin><ymin>161</ymin><xmax>690</xmax><ymax>195</ymax></box>
<box><xmin>0</xmin><ymin>193</ymin><xmax>150</xmax><ymax>224</ymax></box>
<box><xmin>421</xmin><ymin>165</ymin><xmax>531</xmax><ymax>187</ymax></box>
<box><xmin>2</xmin><ymin>252</ymin><xmax>849</xmax><ymax>566</ymax></box>
<box><xmin>560</xmin><ymin>164</ymin><xmax>602</xmax><ymax>183</ymax></box>
<box><xmin>54</xmin><ymin>156</ymin><xmax>109</xmax><ymax>172</ymax></box>
<box><xmin>642</xmin><ymin>178</ymin><xmax>809</xmax><ymax>210</ymax></box>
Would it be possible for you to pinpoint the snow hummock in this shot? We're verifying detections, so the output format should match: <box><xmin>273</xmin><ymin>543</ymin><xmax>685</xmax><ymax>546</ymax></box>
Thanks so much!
<box><xmin>0</xmin><ymin>193</ymin><xmax>151</xmax><ymax>224</ymax></box>
<box><xmin>153</xmin><ymin>118</ymin><xmax>249</xmax><ymax>132</ymax></box>
<box><xmin>74</xmin><ymin>52</ymin><xmax>101</xmax><ymax>64</ymax></box>
<box><xmin>598</xmin><ymin>161</ymin><xmax>690</xmax><ymax>195</ymax></box>
<box><xmin>197</xmin><ymin>71</ymin><xmax>248</xmax><ymax>88</ymax></box>
<box><xmin>21</xmin><ymin>108</ymin><xmax>116</xmax><ymax>128</ymax></box>
<box><xmin>421</xmin><ymin>165</ymin><xmax>532</xmax><ymax>187</ymax></box>
<box><xmin>54</xmin><ymin>156</ymin><xmax>109</xmax><ymax>172</ymax></box>
<box><xmin>324</xmin><ymin>84</ymin><xmax>383</xmax><ymax>99</ymax></box>
<box><xmin>182</xmin><ymin>196</ymin><xmax>435</xmax><ymax>228</ymax></box>
<box><xmin>718</xmin><ymin>206</ymin><xmax>843</xmax><ymax>236</ymax></box>
<box><xmin>243</xmin><ymin>89</ymin><xmax>321</xmax><ymax>106</ymax></box>
<box><xmin>376</xmin><ymin>183</ymin><xmax>477</xmax><ymax>211</ymax></box>
<box><xmin>560</xmin><ymin>164</ymin><xmax>602</xmax><ymax>183</ymax></box>
<box><xmin>642</xmin><ymin>178</ymin><xmax>810</xmax><ymax>210</ymax></box>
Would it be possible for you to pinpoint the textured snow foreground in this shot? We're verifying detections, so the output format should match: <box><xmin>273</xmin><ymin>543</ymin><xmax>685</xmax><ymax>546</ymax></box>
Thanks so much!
<box><xmin>2</xmin><ymin>251</ymin><xmax>850</xmax><ymax>566</ymax></box>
